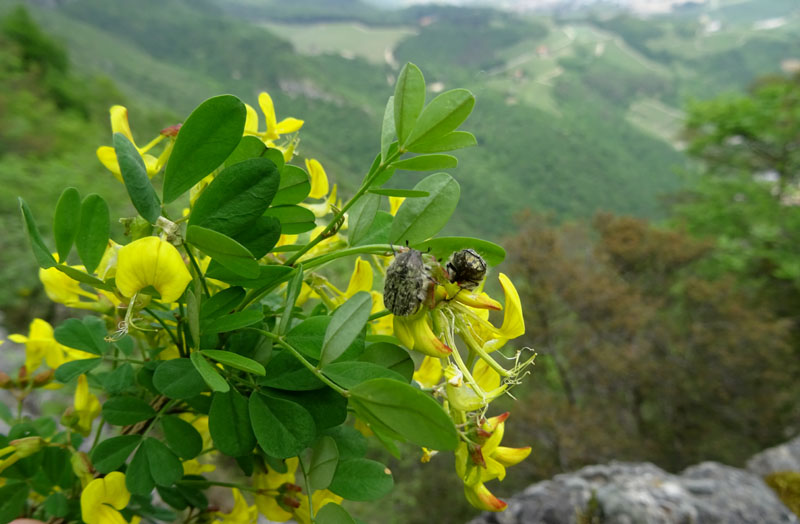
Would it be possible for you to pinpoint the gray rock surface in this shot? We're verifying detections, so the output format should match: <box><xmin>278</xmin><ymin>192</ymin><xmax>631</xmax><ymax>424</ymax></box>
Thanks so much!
<box><xmin>747</xmin><ymin>436</ymin><xmax>800</xmax><ymax>477</ymax></box>
<box><xmin>468</xmin><ymin>460</ymin><xmax>797</xmax><ymax>524</ymax></box>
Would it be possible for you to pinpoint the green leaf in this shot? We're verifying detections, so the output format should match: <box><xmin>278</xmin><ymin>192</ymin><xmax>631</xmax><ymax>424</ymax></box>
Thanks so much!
<box><xmin>270</xmin><ymin>388</ymin><xmax>347</xmax><ymax>432</ymax></box>
<box><xmin>321</xmin><ymin>292</ymin><xmax>372</xmax><ymax>366</ymax></box>
<box><xmin>19</xmin><ymin>198</ymin><xmax>56</xmax><ymax>268</ymax></box>
<box><xmin>263</xmin><ymin>205</ymin><xmax>316</xmax><ymax>234</ymax></box>
<box><xmin>104</xmin><ymin>363</ymin><xmax>135</xmax><ymax>395</ymax></box>
<box><xmin>201</xmin><ymin>350</ymin><xmax>265</xmax><ymax>376</ymax></box>
<box><xmin>76</xmin><ymin>194</ymin><xmax>110</xmax><ymax>273</ymax></box>
<box><xmin>230</xmin><ymin>216</ymin><xmax>281</xmax><ymax>259</ymax></box>
<box><xmin>347</xmin><ymin>193</ymin><xmax>380</xmax><ymax>247</ymax></box>
<box><xmin>43</xmin><ymin>491</ymin><xmax>69</xmax><ymax>518</ymax></box>
<box><xmin>359</xmin><ymin>343</ymin><xmax>414</xmax><ymax>382</ymax></box>
<box><xmin>406</xmin><ymin>130</ymin><xmax>477</xmax><ymax>154</ymax></box>
<box><xmin>286</xmin><ymin>316</ymin><xmax>329</xmax><ymax>359</ymax></box>
<box><xmin>249</xmin><ymin>392</ymin><xmax>316</xmax><ymax>458</ymax></box>
<box><xmin>205</xmin><ymin>263</ymin><xmax>292</xmax><ymax>289</ymax></box>
<box><xmin>202</xmin><ymin>309</ymin><xmax>264</xmax><ymax>334</ymax></box>
<box><xmin>308</xmin><ymin>436</ymin><xmax>338</xmax><ymax>491</ymax></box>
<box><xmin>316</xmin><ymin>502</ymin><xmax>357</xmax><ymax>524</ymax></box>
<box><xmin>260</xmin><ymin>350</ymin><xmax>324</xmax><ymax>391</ymax></box>
<box><xmin>54</xmin><ymin>358</ymin><xmax>102</xmax><ymax>383</ymax></box>
<box><xmin>0</xmin><ymin>482</ymin><xmax>28</xmax><ymax>523</ymax></box>
<box><xmin>279</xmin><ymin>265</ymin><xmax>304</xmax><ymax>335</ymax></box>
<box><xmin>328</xmin><ymin>458</ymin><xmax>393</xmax><ymax>501</ymax></box>
<box><xmin>273</xmin><ymin>165</ymin><xmax>311</xmax><ymax>206</ymax></box>
<box><xmin>103</xmin><ymin>396</ymin><xmax>156</xmax><ymax>425</ymax></box>
<box><xmin>186</xmin><ymin>225</ymin><xmax>259</xmax><ymax>279</ymax></box>
<box><xmin>54</xmin><ymin>317</ymin><xmax>109</xmax><ymax>355</ymax></box>
<box><xmin>394</xmin><ymin>63</ymin><xmax>425</xmax><ymax>146</ymax></box>
<box><xmin>188</xmin><ymin>158</ymin><xmax>280</xmax><ymax>237</ymax></box>
<box><xmin>161</xmin><ymin>415</ymin><xmax>203</xmax><ymax>459</ymax></box>
<box><xmin>390</xmin><ymin>154</ymin><xmax>458</xmax><ymax>171</ymax></box>
<box><xmin>144</xmin><ymin>437</ymin><xmax>183</xmax><ymax>486</ymax></box>
<box><xmin>389</xmin><ymin>173</ymin><xmax>460</xmax><ymax>245</ymax></box>
<box><xmin>190</xmin><ymin>352</ymin><xmax>230</xmax><ymax>393</ymax></box>
<box><xmin>114</xmin><ymin>133</ymin><xmax>161</xmax><ymax>224</ymax></box>
<box><xmin>53</xmin><ymin>187</ymin><xmax>81</xmax><ymax>261</ymax></box>
<box><xmin>264</xmin><ymin>148</ymin><xmax>286</xmax><ymax>171</ymax></box>
<box><xmin>209</xmin><ymin>389</ymin><xmax>255</xmax><ymax>457</ymax></box>
<box><xmin>404</xmin><ymin>89</ymin><xmax>475</xmax><ymax>148</ymax></box>
<box><xmin>323</xmin><ymin>426</ymin><xmax>367</xmax><ymax>460</ymax></box>
<box><xmin>380</xmin><ymin>96</ymin><xmax>395</xmax><ymax>163</ymax></box>
<box><xmin>434</xmin><ymin>240</ymin><xmax>507</xmax><ymax>269</ymax></box>
<box><xmin>323</xmin><ymin>361</ymin><xmax>405</xmax><ymax>389</ymax></box>
<box><xmin>153</xmin><ymin>359</ymin><xmax>207</xmax><ymax>399</ymax></box>
<box><xmin>353</xmin><ymin>211</ymin><xmax>392</xmax><ymax>247</ymax></box>
<box><xmin>224</xmin><ymin>135</ymin><xmax>266</xmax><ymax>167</ymax></box>
<box><xmin>126</xmin><ymin>445</ymin><xmax>154</xmax><ymax>495</ymax></box>
<box><xmin>349</xmin><ymin>378</ymin><xmax>458</xmax><ymax>450</ymax></box>
<box><xmin>55</xmin><ymin>264</ymin><xmax>114</xmax><ymax>291</ymax></box>
<box><xmin>91</xmin><ymin>435</ymin><xmax>141</xmax><ymax>474</ymax></box>
<box><xmin>163</xmin><ymin>95</ymin><xmax>246</xmax><ymax>203</ymax></box>
<box><xmin>367</xmin><ymin>189</ymin><xmax>429</xmax><ymax>198</ymax></box>
<box><xmin>200</xmin><ymin>287</ymin><xmax>245</xmax><ymax>320</ymax></box>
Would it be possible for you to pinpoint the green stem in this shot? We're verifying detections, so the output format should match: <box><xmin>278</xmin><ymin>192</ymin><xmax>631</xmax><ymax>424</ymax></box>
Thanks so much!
<box><xmin>284</xmin><ymin>150</ymin><xmax>402</xmax><ymax>267</ymax></box>
<box><xmin>184</xmin><ymin>245</ymin><xmax>210</xmax><ymax>297</ymax></box>
<box><xmin>255</xmin><ymin>330</ymin><xmax>349</xmax><ymax>397</ymax></box>
<box><xmin>368</xmin><ymin>309</ymin><xmax>391</xmax><ymax>321</ymax></box>
<box><xmin>299</xmin><ymin>456</ymin><xmax>316</xmax><ymax>523</ymax></box>
<box><xmin>90</xmin><ymin>419</ymin><xmax>106</xmax><ymax>451</ymax></box>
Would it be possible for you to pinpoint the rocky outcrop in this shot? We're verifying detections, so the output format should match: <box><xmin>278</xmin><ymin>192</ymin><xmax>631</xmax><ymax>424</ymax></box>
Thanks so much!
<box><xmin>748</xmin><ymin>437</ymin><xmax>800</xmax><ymax>478</ymax></box>
<box><xmin>468</xmin><ymin>460</ymin><xmax>798</xmax><ymax>524</ymax></box>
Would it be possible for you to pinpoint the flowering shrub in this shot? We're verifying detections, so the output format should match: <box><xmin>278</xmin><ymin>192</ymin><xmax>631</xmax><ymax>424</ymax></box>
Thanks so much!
<box><xmin>4</xmin><ymin>63</ymin><xmax>534</xmax><ymax>523</ymax></box>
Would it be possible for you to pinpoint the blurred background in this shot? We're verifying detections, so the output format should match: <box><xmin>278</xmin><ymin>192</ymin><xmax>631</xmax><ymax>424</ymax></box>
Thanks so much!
<box><xmin>0</xmin><ymin>0</ymin><xmax>798</xmax><ymax>522</ymax></box>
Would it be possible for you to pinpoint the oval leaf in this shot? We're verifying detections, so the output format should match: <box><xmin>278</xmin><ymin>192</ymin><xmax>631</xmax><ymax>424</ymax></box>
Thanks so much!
<box><xmin>190</xmin><ymin>352</ymin><xmax>230</xmax><ymax>393</ymax></box>
<box><xmin>359</xmin><ymin>342</ymin><xmax>414</xmax><ymax>382</ymax></box>
<box><xmin>163</xmin><ymin>95</ymin><xmax>246</xmax><ymax>203</ymax></box>
<box><xmin>316</xmin><ymin>500</ymin><xmax>356</xmax><ymax>524</ymax></box>
<box><xmin>380</xmin><ymin>96</ymin><xmax>395</xmax><ymax>163</ymax></box>
<box><xmin>347</xmin><ymin>193</ymin><xmax>380</xmax><ymax>247</ymax></box>
<box><xmin>153</xmin><ymin>359</ymin><xmax>207</xmax><ymax>399</ymax></box>
<box><xmin>322</xmin><ymin>361</ymin><xmax>405</xmax><ymax>389</ymax></box>
<box><xmin>263</xmin><ymin>205</ymin><xmax>316</xmax><ymax>234</ymax></box>
<box><xmin>202</xmin><ymin>309</ymin><xmax>264</xmax><ymax>335</ymax></box>
<box><xmin>126</xmin><ymin>445</ymin><xmax>154</xmax><ymax>495</ymax></box>
<box><xmin>54</xmin><ymin>358</ymin><xmax>102</xmax><ymax>383</ymax></box>
<box><xmin>390</xmin><ymin>154</ymin><xmax>457</xmax><ymax>171</ymax></box>
<box><xmin>188</xmin><ymin>158</ymin><xmax>280</xmax><ymax>237</ymax></box>
<box><xmin>394</xmin><ymin>63</ymin><xmax>425</xmax><ymax>146</ymax></box>
<box><xmin>367</xmin><ymin>189</ymin><xmax>429</xmax><ymax>198</ymax></box>
<box><xmin>349</xmin><ymin>378</ymin><xmax>458</xmax><ymax>450</ymax></box>
<box><xmin>249</xmin><ymin>392</ymin><xmax>316</xmax><ymax>458</ymax></box>
<box><xmin>186</xmin><ymin>225</ymin><xmax>259</xmax><ymax>279</ymax></box>
<box><xmin>406</xmin><ymin>130</ymin><xmax>477</xmax><ymax>154</ymax></box>
<box><xmin>321</xmin><ymin>292</ymin><xmax>372</xmax><ymax>366</ymax></box>
<box><xmin>75</xmin><ymin>194</ymin><xmax>109</xmax><ymax>273</ymax></box>
<box><xmin>90</xmin><ymin>435</ymin><xmax>141</xmax><ymax>474</ymax></box>
<box><xmin>209</xmin><ymin>389</ymin><xmax>256</xmax><ymax>457</ymax></box>
<box><xmin>54</xmin><ymin>317</ymin><xmax>109</xmax><ymax>355</ymax></box>
<box><xmin>200</xmin><ymin>350</ymin><xmax>265</xmax><ymax>376</ymax></box>
<box><xmin>161</xmin><ymin>415</ymin><xmax>203</xmax><ymax>459</ymax></box>
<box><xmin>53</xmin><ymin>187</ymin><xmax>81</xmax><ymax>261</ymax></box>
<box><xmin>328</xmin><ymin>458</ymin><xmax>393</xmax><ymax>501</ymax></box>
<box><xmin>143</xmin><ymin>437</ymin><xmax>184</xmax><ymax>486</ymax></box>
<box><xmin>19</xmin><ymin>198</ymin><xmax>56</xmax><ymax>268</ymax></box>
<box><xmin>102</xmin><ymin>396</ymin><xmax>156</xmax><ymax>426</ymax></box>
<box><xmin>114</xmin><ymin>133</ymin><xmax>161</xmax><ymax>224</ymax></box>
<box><xmin>273</xmin><ymin>165</ymin><xmax>311</xmax><ymax>206</ymax></box>
<box><xmin>308</xmin><ymin>436</ymin><xmax>339</xmax><ymax>491</ymax></box>
<box><xmin>404</xmin><ymin>89</ymin><xmax>475</xmax><ymax>148</ymax></box>
<box><xmin>389</xmin><ymin>173</ymin><xmax>460</xmax><ymax>245</ymax></box>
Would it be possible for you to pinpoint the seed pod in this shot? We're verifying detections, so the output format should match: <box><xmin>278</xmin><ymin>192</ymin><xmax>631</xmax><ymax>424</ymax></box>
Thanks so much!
<box><xmin>384</xmin><ymin>248</ymin><xmax>428</xmax><ymax>316</ymax></box>
<box><xmin>447</xmin><ymin>249</ymin><xmax>487</xmax><ymax>290</ymax></box>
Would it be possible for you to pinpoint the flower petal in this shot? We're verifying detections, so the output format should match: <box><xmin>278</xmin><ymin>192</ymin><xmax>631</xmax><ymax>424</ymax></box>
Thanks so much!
<box><xmin>97</xmin><ymin>146</ymin><xmax>123</xmax><ymax>182</ymax></box>
<box><xmin>389</xmin><ymin>196</ymin><xmax>405</xmax><ymax>217</ymax></box>
<box><xmin>498</xmin><ymin>273</ymin><xmax>524</xmax><ymax>339</ymax></box>
<box><xmin>345</xmin><ymin>258</ymin><xmax>373</xmax><ymax>298</ymax></box>
<box><xmin>493</xmin><ymin>446</ymin><xmax>531</xmax><ymax>468</ymax></box>
<box><xmin>464</xmin><ymin>482</ymin><xmax>507</xmax><ymax>512</ymax></box>
<box><xmin>413</xmin><ymin>356</ymin><xmax>443</xmax><ymax>388</ymax></box>
<box><xmin>116</xmin><ymin>237</ymin><xmax>191</xmax><ymax>303</ymax></box>
<box><xmin>305</xmin><ymin>159</ymin><xmax>329</xmax><ymax>200</ymax></box>
<box><xmin>109</xmin><ymin>105</ymin><xmax>134</xmax><ymax>142</ymax></box>
<box><xmin>258</xmin><ymin>92</ymin><xmax>279</xmax><ymax>140</ymax></box>
<box><xmin>276</xmin><ymin>117</ymin><xmax>304</xmax><ymax>135</ymax></box>
<box><xmin>244</xmin><ymin>103</ymin><xmax>260</xmax><ymax>134</ymax></box>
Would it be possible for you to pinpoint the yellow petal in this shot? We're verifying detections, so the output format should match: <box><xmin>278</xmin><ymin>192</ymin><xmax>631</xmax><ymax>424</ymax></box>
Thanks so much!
<box><xmin>498</xmin><ymin>273</ymin><xmax>524</xmax><ymax>339</ymax></box>
<box><xmin>389</xmin><ymin>196</ymin><xmax>405</xmax><ymax>216</ymax></box>
<box><xmin>182</xmin><ymin>459</ymin><xmax>216</xmax><ymax>475</ymax></box>
<box><xmin>258</xmin><ymin>92</ymin><xmax>279</xmax><ymax>140</ymax></box>
<box><xmin>454</xmin><ymin>290</ymin><xmax>502</xmax><ymax>311</ymax></box>
<box><xmin>116</xmin><ymin>237</ymin><xmax>192</xmax><ymax>303</ymax></box>
<box><xmin>109</xmin><ymin>105</ymin><xmax>134</xmax><ymax>142</ymax></box>
<box><xmin>413</xmin><ymin>356</ymin><xmax>443</xmax><ymax>388</ymax></box>
<box><xmin>94</xmin><ymin>505</ymin><xmax>128</xmax><ymax>524</ymax></box>
<box><xmin>39</xmin><ymin>266</ymin><xmax>94</xmax><ymax>306</ymax></box>
<box><xmin>276</xmin><ymin>117</ymin><xmax>304</xmax><ymax>135</ymax></box>
<box><xmin>464</xmin><ymin>482</ymin><xmax>507</xmax><ymax>512</ymax></box>
<box><xmin>305</xmin><ymin>159</ymin><xmax>329</xmax><ymax>199</ymax></box>
<box><xmin>473</xmin><ymin>358</ymin><xmax>501</xmax><ymax>391</ymax></box>
<box><xmin>493</xmin><ymin>446</ymin><xmax>531</xmax><ymax>468</ymax></box>
<box><xmin>244</xmin><ymin>103</ymin><xmax>260</xmax><ymax>134</ymax></box>
<box><xmin>81</xmin><ymin>471</ymin><xmax>131</xmax><ymax>524</ymax></box>
<box><xmin>143</xmin><ymin>154</ymin><xmax>159</xmax><ymax>178</ymax></box>
<box><xmin>345</xmin><ymin>258</ymin><xmax>373</xmax><ymax>298</ymax></box>
<box><xmin>97</xmin><ymin>146</ymin><xmax>123</xmax><ymax>182</ymax></box>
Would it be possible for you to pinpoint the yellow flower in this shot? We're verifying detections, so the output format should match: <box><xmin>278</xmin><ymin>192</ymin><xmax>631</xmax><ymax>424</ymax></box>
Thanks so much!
<box><xmin>74</xmin><ymin>374</ymin><xmax>101</xmax><ymax>436</ymax></box>
<box><xmin>116</xmin><ymin>237</ymin><xmax>192</xmax><ymax>303</ymax></box>
<box><xmin>96</xmin><ymin>105</ymin><xmax>165</xmax><ymax>182</ymax></box>
<box><xmin>254</xmin><ymin>457</ymin><xmax>299</xmax><ymax>522</ymax></box>
<box><xmin>295</xmin><ymin>490</ymin><xmax>343</xmax><ymax>524</ymax></box>
<box><xmin>389</xmin><ymin>196</ymin><xmax>405</xmax><ymax>216</ymax></box>
<box><xmin>258</xmin><ymin>92</ymin><xmax>304</xmax><ymax>141</ymax></box>
<box><xmin>413</xmin><ymin>356</ymin><xmax>443</xmax><ymax>388</ymax></box>
<box><xmin>393</xmin><ymin>313</ymin><xmax>452</xmax><ymax>358</ymax></box>
<box><xmin>369</xmin><ymin>291</ymin><xmax>393</xmax><ymax>336</ymax></box>
<box><xmin>345</xmin><ymin>257</ymin><xmax>373</xmax><ymax>297</ymax></box>
<box><xmin>304</xmin><ymin>184</ymin><xmax>338</xmax><ymax>218</ymax></box>
<box><xmin>464</xmin><ymin>481</ymin><xmax>508</xmax><ymax>512</ymax></box>
<box><xmin>306</xmin><ymin>159</ymin><xmax>330</xmax><ymax>200</ymax></box>
<box><xmin>182</xmin><ymin>458</ymin><xmax>216</xmax><ymax>476</ymax></box>
<box><xmin>8</xmin><ymin>318</ymin><xmax>92</xmax><ymax>372</ymax></box>
<box><xmin>81</xmin><ymin>472</ymin><xmax>134</xmax><ymax>524</ymax></box>
<box><xmin>215</xmin><ymin>488</ymin><xmax>258</xmax><ymax>524</ymax></box>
